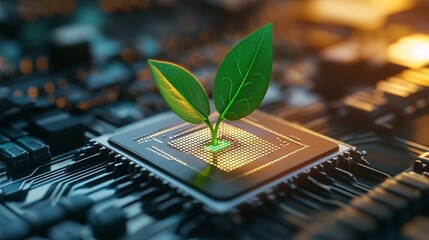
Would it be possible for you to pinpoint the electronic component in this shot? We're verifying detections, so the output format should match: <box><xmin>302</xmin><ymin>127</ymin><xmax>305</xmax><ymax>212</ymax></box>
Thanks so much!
<box><xmin>29</xmin><ymin>110</ymin><xmax>85</xmax><ymax>155</ymax></box>
<box><xmin>341</xmin><ymin>67</ymin><xmax>429</xmax><ymax>126</ymax></box>
<box><xmin>0</xmin><ymin>141</ymin><xmax>29</xmax><ymax>168</ymax></box>
<box><xmin>15</xmin><ymin>136</ymin><xmax>50</xmax><ymax>164</ymax></box>
<box><xmin>99</xmin><ymin>110</ymin><xmax>348</xmax><ymax>211</ymax></box>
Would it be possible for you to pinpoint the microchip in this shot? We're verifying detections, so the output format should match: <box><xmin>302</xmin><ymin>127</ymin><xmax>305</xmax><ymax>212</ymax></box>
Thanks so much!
<box><xmin>99</xmin><ymin>111</ymin><xmax>348</xmax><ymax>212</ymax></box>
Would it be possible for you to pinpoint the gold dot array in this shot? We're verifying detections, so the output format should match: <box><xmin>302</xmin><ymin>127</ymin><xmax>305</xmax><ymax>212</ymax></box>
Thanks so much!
<box><xmin>147</xmin><ymin>146</ymin><xmax>188</xmax><ymax>166</ymax></box>
<box><xmin>135</xmin><ymin>122</ymin><xmax>189</xmax><ymax>143</ymax></box>
<box><xmin>168</xmin><ymin>123</ymin><xmax>280</xmax><ymax>172</ymax></box>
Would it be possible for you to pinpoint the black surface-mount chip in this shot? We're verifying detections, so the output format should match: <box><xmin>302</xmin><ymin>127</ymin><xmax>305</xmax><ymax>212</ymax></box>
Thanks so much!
<box><xmin>96</xmin><ymin>110</ymin><xmax>350</xmax><ymax>212</ymax></box>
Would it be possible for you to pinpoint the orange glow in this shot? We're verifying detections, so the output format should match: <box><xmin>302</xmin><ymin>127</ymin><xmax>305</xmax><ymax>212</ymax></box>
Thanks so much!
<box><xmin>36</xmin><ymin>56</ymin><xmax>49</xmax><ymax>72</ymax></box>
<box><xmin>56</xmin><ymin>97</ymin><xmax>67</xmax><ymax>108</ymax></box>
<box><xmin>44</xmin><ymin>82</ymin><xmax>55</xmax><ymax>93</ymax></box>
<box><xmin>305</xmin><ymin>0</ymin><xmax>415</xmax><ymax>30</ymax></box>
<box><xmin>20</xmin><ymin>58</ymin><xmax>33</xmax><ymax>74</ymax></box>
<box><xmin>27</xmin><ymin>86</ymin><xmax>39</xmax><ymax>98</ymax></box>
<box><xmin>387</xmin><ymin>34</ymin><xmax>429</xmax><ymax>68</ymax></box>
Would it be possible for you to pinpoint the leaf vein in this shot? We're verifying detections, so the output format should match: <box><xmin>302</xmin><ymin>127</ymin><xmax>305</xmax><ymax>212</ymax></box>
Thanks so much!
<box><xmin>223</xmin><ymin>76</ymin><xmax>234</xmax><ymax>100</ymax></box>
<box><xmin>220</xmin><ymin>30</ymin><xmax>267</xmax><ymax>119</ymax></box>
<box><xmin>233</xmin><ymin>55</ymin><xmax>244</xmax><ymax>79</ymax></box>
<box><xmin>218</xmin><ymin>96</ymin><xmax>226</xmax><ymax>109</ymax></box>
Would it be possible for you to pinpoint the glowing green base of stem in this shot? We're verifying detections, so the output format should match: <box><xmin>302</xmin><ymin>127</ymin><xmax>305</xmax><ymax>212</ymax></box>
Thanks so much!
<box><xmin>205</xmin><ymin>140</ymin><xmax>231</xmax><ymax>153</ymax></box>
<box><xmin>204</xmin><ymin>117</ymin><xmax>224</xmax><ymax>147</ymax></box>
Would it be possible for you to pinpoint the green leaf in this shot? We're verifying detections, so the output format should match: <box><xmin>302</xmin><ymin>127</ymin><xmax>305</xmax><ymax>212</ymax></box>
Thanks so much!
<box><xmin>213</xmin><ymin>23</ymin><xmax>272</xmax><ymax>121</ymax></box>
<box><xmin>148</xmin><ymin>59</ymin><xmax>211</xmax><ymax>124</ymax></box>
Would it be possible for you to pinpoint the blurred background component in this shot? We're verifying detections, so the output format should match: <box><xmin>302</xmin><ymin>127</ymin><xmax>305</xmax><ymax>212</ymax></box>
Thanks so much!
<box><xmin>1</xmin><ymin>0</ymin><xmax>429</xmax><ymax>239</ymax></box>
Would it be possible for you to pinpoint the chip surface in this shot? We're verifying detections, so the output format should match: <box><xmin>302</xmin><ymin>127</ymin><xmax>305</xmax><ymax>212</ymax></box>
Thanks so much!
<box><xmin>107</xmin><ymin>111</ymin><xmax>341</xmax><ymax>201</ymax></box>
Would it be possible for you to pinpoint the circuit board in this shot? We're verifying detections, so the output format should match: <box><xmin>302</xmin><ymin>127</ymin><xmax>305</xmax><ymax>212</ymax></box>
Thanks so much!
<box><xmin>1</xmin><ymin>1</ymin><xmax>429</xmax><ymax>240</ymax></box>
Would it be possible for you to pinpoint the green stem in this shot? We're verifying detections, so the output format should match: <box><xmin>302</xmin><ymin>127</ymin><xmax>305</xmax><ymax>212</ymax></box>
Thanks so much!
<box><xmin>204</xmin><ymin>119</ymin><xmax>215</xmax><ymax>142</ymax></box>
<box><xmin>211</xmin><ymin>117</ymin><xmax>223</xmax><ymax>146</ymax></box>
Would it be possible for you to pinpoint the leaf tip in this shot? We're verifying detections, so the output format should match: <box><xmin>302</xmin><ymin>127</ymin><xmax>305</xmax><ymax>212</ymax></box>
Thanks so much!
<box><xmin>147</xmin><ymin>58</ymin><xmax>158</xmax><ymax>67</ymax></box>
<box><xmin>263</xmin><ymin>23</ymin><xmax>272</xmax><ymax>33</ymax></box>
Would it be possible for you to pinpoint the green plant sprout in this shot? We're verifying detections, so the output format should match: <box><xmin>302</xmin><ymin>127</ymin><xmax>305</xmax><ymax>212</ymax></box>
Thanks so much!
<box><xmin>148</xmin><ymin>23</ymin><xmax>272</xmax><ymax>148</ymax></box>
